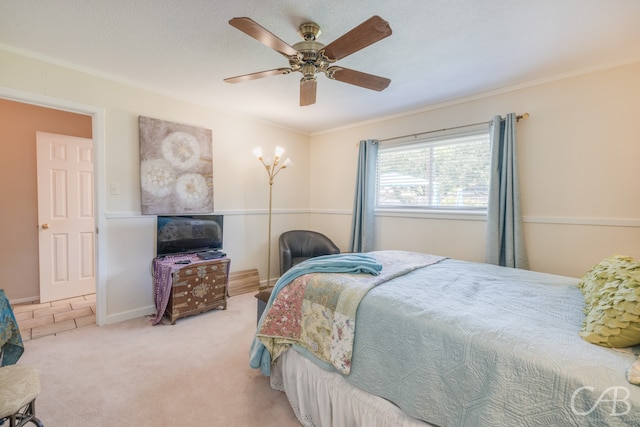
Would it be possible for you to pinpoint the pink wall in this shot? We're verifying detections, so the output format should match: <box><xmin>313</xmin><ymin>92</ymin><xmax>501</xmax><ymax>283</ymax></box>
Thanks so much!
<box><xmin>0</xmin><ymin>98</ymin><xmax>92</xmax><ymax>302</ymax></box>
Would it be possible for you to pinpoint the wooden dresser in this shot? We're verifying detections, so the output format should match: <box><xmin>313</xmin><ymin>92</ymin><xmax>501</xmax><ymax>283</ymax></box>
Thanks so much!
<box><xmin>154</xmin><ymin>256</ymin><xmax>230</xmax><ymax>324</ymax></box>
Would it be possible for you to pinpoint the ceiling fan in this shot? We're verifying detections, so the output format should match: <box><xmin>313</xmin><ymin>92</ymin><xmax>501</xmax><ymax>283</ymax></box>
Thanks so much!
<box><xmin>224</xmin><ymin>16</ymin><xmax>392</xmax><ymax>106</ymax></box>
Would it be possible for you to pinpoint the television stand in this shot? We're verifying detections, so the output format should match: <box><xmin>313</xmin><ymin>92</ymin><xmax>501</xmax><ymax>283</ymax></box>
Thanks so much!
<box><xmin>153</xmin><ymin>255</ymin><xmax>230</xmax><ymax>324</ymax></box>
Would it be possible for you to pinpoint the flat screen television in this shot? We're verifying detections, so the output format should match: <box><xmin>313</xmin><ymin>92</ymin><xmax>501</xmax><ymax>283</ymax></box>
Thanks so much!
<box><xmin>156</xmin><ymin>214</ymin><xmax>223</xmax><ymax>256</ymax></box>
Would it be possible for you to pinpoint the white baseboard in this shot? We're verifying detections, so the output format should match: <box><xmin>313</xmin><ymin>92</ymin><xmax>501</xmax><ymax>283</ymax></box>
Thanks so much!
<box><xmin>103</xmin><ymin>305</ymin><xmax>155</xmax><ymax>326</ymax></box>
<box><xmin>8</xmin><ymin>295</ymin><xmax>40</xmax><ymax>305</ymax></box>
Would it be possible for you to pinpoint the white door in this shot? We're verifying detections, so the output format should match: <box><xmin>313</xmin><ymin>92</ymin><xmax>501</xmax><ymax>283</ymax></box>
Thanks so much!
<box><xmin>36</xmin><ymin>132</ymin><xmax>96</xmax><ymax>303</ymax></box>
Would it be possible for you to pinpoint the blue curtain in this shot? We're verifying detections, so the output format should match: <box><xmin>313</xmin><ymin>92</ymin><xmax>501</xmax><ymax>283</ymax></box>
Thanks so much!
<box><xmin>486</xmin><ymin>113</ymin><xmax>529</xmax><ymax>269</ymax></box>
<box><xmin>349</xmin><ymin>139</ymin><xmax>378</xmax><ymax>253</ymax></box>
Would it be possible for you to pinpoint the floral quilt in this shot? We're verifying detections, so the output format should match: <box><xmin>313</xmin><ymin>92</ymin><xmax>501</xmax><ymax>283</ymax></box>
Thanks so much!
<box><xmin>257</xmin><ymin>250</ymin><xmax>445</xmax><ymax>374</ymax></box>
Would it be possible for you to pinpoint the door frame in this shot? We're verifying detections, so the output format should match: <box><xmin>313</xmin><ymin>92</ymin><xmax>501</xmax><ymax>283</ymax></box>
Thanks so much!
<box><xmin>0</xmin><ymin>87</ymin><xmax>107</xmax><ymax>326</ymax></box>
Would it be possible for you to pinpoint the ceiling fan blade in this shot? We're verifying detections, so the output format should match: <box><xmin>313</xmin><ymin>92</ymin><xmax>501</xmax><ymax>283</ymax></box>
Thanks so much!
<box><xmin>224</xmin><ymin>68</ymin><xmax>292</xmax><ymax>83</ymax></box>
<box><xmin>229</xmin><ymin>17</ymin><xmax>299</xmax><ymax>57</ymax></box>
<box><xmin>300</xmin><ymin>79</ymin><xmax>317</xmax><ymax>106</ymax></box>
<box><xmin>321</xmin><ymin>16</ymin><xmax>392</xmax><ymax>62</ymax></box>
<box><xmin>327</xmin><ymin>67</ymin><xmax>390</xmax><ymax>91</ymax></box>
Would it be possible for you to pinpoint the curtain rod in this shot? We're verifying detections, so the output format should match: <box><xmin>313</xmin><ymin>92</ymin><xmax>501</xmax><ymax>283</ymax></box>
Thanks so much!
<box><xmin>377</xmin><ymin>113</ymin><xmax>529</xmax><ymax>143</ymax></box>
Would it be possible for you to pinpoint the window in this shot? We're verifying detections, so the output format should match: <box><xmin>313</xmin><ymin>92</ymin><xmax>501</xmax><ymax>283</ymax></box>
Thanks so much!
<box><xmin>376</xmin><ymin>126</ymin><xmax>490</xmax><ymax>210</ymax></box>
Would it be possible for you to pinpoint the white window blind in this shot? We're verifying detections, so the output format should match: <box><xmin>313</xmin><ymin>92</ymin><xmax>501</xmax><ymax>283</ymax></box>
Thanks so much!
<box><xmin>376</xmin><ymin>127</ymin><xmax>491</xmax><ymax>210</ymax></box>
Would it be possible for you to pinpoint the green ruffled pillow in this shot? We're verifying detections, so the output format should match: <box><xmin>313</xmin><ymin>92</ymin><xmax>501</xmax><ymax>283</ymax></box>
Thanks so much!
<box><xmin>577</xmin><ymin>255</ymin><xmax>640</xmax><ymax>348</ymax></box>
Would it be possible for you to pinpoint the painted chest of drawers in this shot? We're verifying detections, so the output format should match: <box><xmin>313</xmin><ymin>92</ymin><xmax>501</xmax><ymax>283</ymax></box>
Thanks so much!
<box><xmin>165</xmin><ymin>257</ymin><xmax>230</xmax><ymax>324</ymax></box>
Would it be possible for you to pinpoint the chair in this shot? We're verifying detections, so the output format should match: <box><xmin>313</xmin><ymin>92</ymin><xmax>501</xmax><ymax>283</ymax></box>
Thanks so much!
<box><xmin>279</xmin><ymin>230</ymin><xmax>340</xmax><ymax>275</ymax></box>
<box><xmin>255</xmin><ymin>230</ymin><xmax>340</xmax><ymax>323</ymax></box>
<box><xmin>0</xmin><ymin>364</ymin><xmax>44</xmax><ymax>427</ymax></box>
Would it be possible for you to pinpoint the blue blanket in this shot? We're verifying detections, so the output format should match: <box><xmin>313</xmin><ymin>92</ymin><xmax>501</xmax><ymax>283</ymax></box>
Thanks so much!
<box><xmin>0</xmin><ymin>289</ymin><xmax>24</xmax><ymax>366</ymax></box>
<box><xmin>325</xmin><ymin>258</ymin><xmax>640</xmax><ymax>426</ymax></box>
<box><xmin>249</xmin><ymin>253</ymin><xmax>382</xmax><ymax>375</ymax></box>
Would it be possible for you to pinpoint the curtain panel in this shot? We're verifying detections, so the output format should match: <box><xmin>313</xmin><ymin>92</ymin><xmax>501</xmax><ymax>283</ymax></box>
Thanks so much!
<box><xmin>349</xmin><ymin>140</ymin><xmax>378</xmax><ymax>253</ymax></box>
<box><xmin>485</xmin><ymin>113</ymin><xmax>529</xmax><ymax>269</ymax></box>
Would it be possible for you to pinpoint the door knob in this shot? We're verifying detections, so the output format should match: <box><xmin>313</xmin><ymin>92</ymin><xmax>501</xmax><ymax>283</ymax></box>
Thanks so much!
<box><xmin>41</xmin><ymin>223</ymin><xmax>50</xmax><ymax>229</ymax></box>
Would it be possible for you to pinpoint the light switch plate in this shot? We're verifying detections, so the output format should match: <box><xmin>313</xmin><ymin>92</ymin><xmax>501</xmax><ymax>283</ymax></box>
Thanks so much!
<box><xmin>110</xmin><ymin>182</ymin><xmax>120</xmax><ymax>195</ymax></box>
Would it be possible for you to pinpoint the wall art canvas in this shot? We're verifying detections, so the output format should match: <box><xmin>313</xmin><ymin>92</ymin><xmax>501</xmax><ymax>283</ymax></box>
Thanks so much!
<box><xmin>139</xmin><ymin>116</ymin><xmax>213</xmax><ymax>214</ymax></box>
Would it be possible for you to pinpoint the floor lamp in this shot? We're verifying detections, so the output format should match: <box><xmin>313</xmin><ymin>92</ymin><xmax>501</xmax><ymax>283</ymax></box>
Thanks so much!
<box><xmin>253</xmin><ymin>146</ymin><xmax>292</xmax><ymax>290</ymax></box>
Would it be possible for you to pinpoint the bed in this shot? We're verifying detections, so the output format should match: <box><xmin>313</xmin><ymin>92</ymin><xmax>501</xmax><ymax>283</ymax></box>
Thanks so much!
<box><xmin>250</xmin><ymin>250</ymin><xmax>640</xmax><ymax>426</ymax></box>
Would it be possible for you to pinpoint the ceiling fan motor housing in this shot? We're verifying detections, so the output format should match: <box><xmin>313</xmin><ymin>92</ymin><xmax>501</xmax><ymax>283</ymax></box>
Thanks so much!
<box><xmin>291</xmin><ymin>40</ymin><xmax>331</xmax><ymax>76</ymax></box>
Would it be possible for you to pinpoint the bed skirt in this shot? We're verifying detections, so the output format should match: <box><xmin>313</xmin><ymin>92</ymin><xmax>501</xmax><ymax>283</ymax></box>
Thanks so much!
<box><xmin>271</xmin><ymin>349</ymin><xmax>435</xmax><ymax>427</ymax></box>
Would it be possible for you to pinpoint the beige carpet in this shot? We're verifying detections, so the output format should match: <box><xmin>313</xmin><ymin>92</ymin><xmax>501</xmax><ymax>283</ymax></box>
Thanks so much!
<box><xmin>19</xmin><ymin>292</ymin><xmax>301</xmax><ymax>427</ymax></box>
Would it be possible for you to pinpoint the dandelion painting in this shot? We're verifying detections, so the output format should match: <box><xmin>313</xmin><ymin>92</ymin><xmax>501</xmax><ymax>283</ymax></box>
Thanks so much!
<box><xmin>139</xmin><ymin>116</ymin><xmax>213</xmax><ymax>214</ymax></box>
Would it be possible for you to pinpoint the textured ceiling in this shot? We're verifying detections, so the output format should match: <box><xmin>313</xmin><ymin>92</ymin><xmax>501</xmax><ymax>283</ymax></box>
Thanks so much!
<box><xmin>2</xmin><ymin>0</ymin><xmax>640</xmax><ymax>134</ymax></box>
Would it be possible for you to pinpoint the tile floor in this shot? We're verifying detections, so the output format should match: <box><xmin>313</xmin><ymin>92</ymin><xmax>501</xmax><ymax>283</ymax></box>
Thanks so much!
<box><xmin>11</xmin><ymin>294</ymin><xmax>96</xmax><ymax>341</ymax></box>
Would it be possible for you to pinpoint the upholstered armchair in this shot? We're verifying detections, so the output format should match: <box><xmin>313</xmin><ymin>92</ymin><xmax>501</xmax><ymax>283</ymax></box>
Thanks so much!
<box><xmin>279</xmin><ymin>230</ymin><xmax>340</xmax><ymax>275</ymax></box>
<box><xmin>0</xmin><ymin>365</ymin><xmax>43</xmax><ymax>427</ymax></box>
<box><xmin>256</xmin><ymin>230</ymin><xmax>340</xmax><ymax>323</ymax></box>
